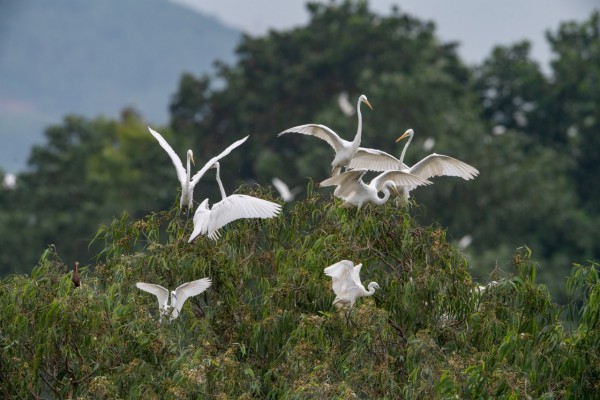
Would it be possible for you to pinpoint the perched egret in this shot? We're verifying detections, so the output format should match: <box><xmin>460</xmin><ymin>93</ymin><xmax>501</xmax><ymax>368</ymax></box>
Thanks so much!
<box><xmin>189</xmin><ymin>162</ymin><xmax>281</xmax><ymax>241</ymax></box>
<box><xmin>278</xmin><ymin>94</ymin><xmax>373</xmax><ymax>176</ymax></box>
<box><xmin>148</xmin><ymin>127</ymin><xmax>249</xmax><ymax>213</ymax></box>
<box><xmin>72</xmin><ymin>261</ymin><xmax>80</xmax><ymax>288</ymax></box>
<box><xmin>271</xmin><ymin>177</ymin><xmax>301</xmax><ymax>202</ymax></box>
<box><xmin>324</xmin><ymin>260</ymin><xmax>380</xmax><ymax>308</ymax></box>
<box><xmin>136</xmin><ymin>278</ymin><xmax>212</xmax><ymax>322</ymax></box>
<box><xmin>320</xmin><ymin>169</ymin><xmax>431</xmax><ymax>209</ymax></box>
<box><xmin>349</xmin><ymin>129</ymin><xmax>478</xmax><ymax>197</ymax></box>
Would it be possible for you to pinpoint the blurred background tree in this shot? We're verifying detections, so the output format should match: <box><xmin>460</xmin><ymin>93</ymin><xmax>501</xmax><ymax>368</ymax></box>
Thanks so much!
<box><xmin>0</xmin><ymin>1</ymin><xmax>598</xmax><ymax>301</ymax></box>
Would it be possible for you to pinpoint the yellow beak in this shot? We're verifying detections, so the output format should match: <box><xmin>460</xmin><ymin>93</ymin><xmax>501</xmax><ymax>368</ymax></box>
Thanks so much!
<box><xmin>396</xmin><ymin>129</ymin><xmax>411</xmax><ymax>143</ymax></box>
<box><xmin>190</xmin><ymin>154</ymin><xmax>195</xmax><ymax>166</ymax></box>
<box><xmin>363</xmin><ymin>98</ymin><xmax>373</xmax><ymax>110</ymax></box>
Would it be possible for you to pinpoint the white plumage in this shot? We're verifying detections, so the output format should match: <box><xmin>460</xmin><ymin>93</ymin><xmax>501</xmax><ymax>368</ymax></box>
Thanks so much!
<box><xmin>148</xmin><ymin>126</ymin><xmax>249</xmax><ymax>211</ymax></box>
<box><xmin>278</xmin><ymin>94</ymin><xmax>373</xmax><ymax>176</ymax></box>
<box><xmin>189</xmin><ymin>162</ymin><xmax>281</xmax><ymax>241</ymax></box>
<box><xmin>320</xmin><ymin>169</ymin><xmax>431</xmax><ymax>209</ymax></box>
<box><xmin>271</xmin><ymin>177</ymin><xmax>301</xmax><ymax>202</ymax></box>
<box><xmin>136</xmin><ymin>278</ymin><xmax>212</xmax><ymax>322</ymax></box>
<box><xmin>324</xmin><ymin>260</ymin><xmax>380</xmax><ymax>308</ymax></box>
<box><xmin>348</xmin><ymin>129</ymin><xmax>478</xmax><ymax>197</ymax></box>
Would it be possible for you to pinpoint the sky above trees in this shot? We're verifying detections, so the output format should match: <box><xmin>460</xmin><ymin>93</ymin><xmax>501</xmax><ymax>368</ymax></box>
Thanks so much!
<box><xmin>172</xmin><ymin>0</ymin><xmax>599</xmax><ymax>69</ymax></box>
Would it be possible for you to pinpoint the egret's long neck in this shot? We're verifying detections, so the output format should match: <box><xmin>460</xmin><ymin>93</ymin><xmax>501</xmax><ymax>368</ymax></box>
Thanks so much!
<box><xmin>398</xmin><ymin>133</ymin><xmax>413</xmax><ymax>166</ymax></box>
<box><xmin>215</xmin><ymin>163</ymin><xmax>227</xmax><ymax>200</ymax></box>
<box><xmin>375</xmin><ymin>181</ymin><xmax>394</xmax><ymax>205</ymax></box>
<box><xmin>186</xmin><ymin>156</ymin><xmax>192</xmax><ymax>184</ymax></box>
<box><xmin>353</xmin><ymin>99</ymin><xmax>363</xmax><ymax>146</ymax></box>
<box><xmin>367</xmin><ymin>282</ymin><xmax>378</xmax><ymax>295</ymax></box>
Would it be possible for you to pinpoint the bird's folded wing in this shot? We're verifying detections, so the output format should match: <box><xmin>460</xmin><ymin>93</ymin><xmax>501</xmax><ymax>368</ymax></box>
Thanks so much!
<box><xmin>190</xmin><ymin>135</ymin><xmax>250</xmax><ymax>186</ymax></box>
<box><xmin>348</xmin><ymin>147</ymin><xmax>408</xmax><ymax>171</ymax></box>
<box><xmin>207</xmin><ymin>195</ymin><xmax>281</xmax><ymax>239</ymax></box>
<box><xmin>136</xmin><ymin>282</ymin><xmax>169</xmax><ymax>309</ymax></box>
<box><xmin>189</xmin><ymin>199</ymin><xmax>211</xmax><ymax>242</ymax></box>
<box><xmin>148</xmin><ymin>127</ymin><xmax>186</xmax><ymax>184</ymax></box>
<box><xmin>278</xmin><ymin>124</ymin><xmax>343</xmax><ymax>153</ymax></box>
<box><xmin>372</xmin><ymin>170</ymin><xmax>432</xmax><ymax>192</ymax></box>
<box><xmin>173</xmin><ymin>278</ymin><xmax>212</xmax><ymax>313</ymax></box>
<box><xmin>409</xmin><ymin>154</ymin><xmax>479</xmax><ymax>180</ymax></box>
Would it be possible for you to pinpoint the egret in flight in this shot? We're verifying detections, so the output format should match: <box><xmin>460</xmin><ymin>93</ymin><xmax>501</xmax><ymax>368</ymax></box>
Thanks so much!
<box><xmin>148</xmin><ymin>127</ymin><xmax>249</xmax><ymax>213</ymax></box>
<box><xmin>271</xmin><ymin>177</ymin><xmax>301</xmax><ymax>202</ymax></box>
<box><xmin>324</xmin><ymin>260</ymin><xmax>380</xmax><ymax>309</ymax></box>
<box><xmin>348</xmin><ymin>129</ymin><xmax>479</xmax><ymax>197</ymax></box>
<box><xmin>320</xmin><ymin>169</ymin><xmax>431</xmax><ymax>209</ymax></box>
<box><xmin>278</xmin><ymin>94</ymin><xmax>373</xmax><ymax>176</ymax></box>
<box><xmin>136</xmin><ymin>278</ymin><xmax>212</xmax><ymax>322</ymax></box>
<box><xmin>189</xmin><ymin>162</ymin><xmax>281</xmax><ymax>241</ymax></box>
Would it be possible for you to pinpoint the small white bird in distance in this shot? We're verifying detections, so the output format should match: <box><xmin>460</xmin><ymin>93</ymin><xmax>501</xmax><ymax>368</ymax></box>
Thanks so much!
<box><xmin>320</xmin><ymin>169</ymin><xmax>431</xmax><ymax>209</ymax></box>
<box><xmin>148</xmin><ymin>127</ymin><xmax>249</xmax><ymax>213</ymax></box>
<box><xmin>278</xmin><ymin>94</ymin><xmax>373</xmax><ymax>176</ymax></box>
<box><xmin>189</xmin><ymin>162</ymin><xmax>281</xmax><ymax>241</ymax></box>
<box><xmin>324</xmin><ymin>260</ymin><xmax>380</xmax><ymax>308</ymax></box>
<box><xmin>337</xmin><ymin>91</ymin><xmax>355</xmax><ymax>117</ymax></box>
<box><xmin>271</xmin><ymin>177</ymin><xmax>301</xmax><ymax>202</ymax></box>
<box><xmin>136</xmin><ymin>278</ymin><xmax>212</xmax><ymax>322</ymax></box>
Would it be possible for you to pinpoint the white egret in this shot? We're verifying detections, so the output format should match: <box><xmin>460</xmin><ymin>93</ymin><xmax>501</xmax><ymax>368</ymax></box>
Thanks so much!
<box><xmin>324</xmin><ymin>260</ymin><xmax>380</xmax><ymax>308</ymax></box>
<box><xmin>320</xmin><ymin>169</ymin><xmax>431</xmax><ymax>209</ymax></box>
<box><xmin>337</xmin><ymin>91</ymin><xmax>355</xmax><ymax>116</ymax></box>
<box><xmin>148</xmin><ymin>127</ymin><xmax>249</xmax><ymax>212</ymax></box>
<box><xmin>271</xmin><ymin>177</ymin><xmax>301</xmax><ymax>202</ymax></box>
<box><xmin>189</xmin><ymin>162</ymin><xmax>281</xmax><ymax>241</ymax></box>
<box><xmin>278</xmin><ymin>94</ymin><xmax>373</xmax><ymax>176</ymax></box>
<box><xmin>2</xmin><ymin>173</ymin><xmax>16</xmax><ymax>189</ymax></box>
<box><xmin>348</xmin><ymin>129</ymin><xmax>479</xmax><ymax>196</ymax></box>
<box><xmin>136</xmin><ymin>278</ymin><xmax>212</xmax><ymax>322</ymax></box>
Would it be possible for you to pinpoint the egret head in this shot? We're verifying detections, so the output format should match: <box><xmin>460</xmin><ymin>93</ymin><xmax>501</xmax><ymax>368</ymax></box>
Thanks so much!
<box><xmin>187</xmin><ymin>150</ymin><xmax>195</xmax><ymax>166</ymax></box>
<box><xmin>210</xmin><ymin>162</ymin><xmax>220</xmax><ymax>169</ymax></box>
<box><xmin>396</xmin><ymin>129</ymin><xmax>414</xmax><ymax>143</ymax></box>
<box><xmin>371</xmin><ymin>282</ymin><xmax>381</xmax><ymax>291</ymax></box>
<box><xmin>359</xmin><ymin>94</ymin><xmax>373</xmax><ymax>110</ymax></box>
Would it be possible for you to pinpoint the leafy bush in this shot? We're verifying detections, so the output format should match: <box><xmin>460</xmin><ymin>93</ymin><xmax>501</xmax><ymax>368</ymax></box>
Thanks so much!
<box><xmin>1</xmin><ymin>187</ymin><xmax>598</xmax><ymax>398</ymax></box>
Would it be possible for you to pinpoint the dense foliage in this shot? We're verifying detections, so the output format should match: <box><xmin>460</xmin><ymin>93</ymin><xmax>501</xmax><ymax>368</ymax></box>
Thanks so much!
<box><xmin>0</xmin><ymin>1</ymin><xmax>598</xmax><ymax>302</ymax></box>
<box><xmin>1</xmin><ymin>188</ymin><xmax>599</xmax><ymax>398</ymax></box>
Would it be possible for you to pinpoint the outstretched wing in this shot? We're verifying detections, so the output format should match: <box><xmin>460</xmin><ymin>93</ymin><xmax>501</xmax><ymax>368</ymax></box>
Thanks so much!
<box><xmin>408</xmin><ymin>154</ymin><xmax>479</xmax><ymax>181</ymax></box>
<box><xmin>278</xmin><ymin>124</ymin><xmax>344</xmax><ymax>153</ymax></box>
<box><xmin>136</xmin><ymin>282</ymin><xmax>169</xmax><ymax>310</ymax></box>
<box><xmin>320</xmin><ymin>169</ymin><xmax>367</xmax><ymax>199</ymax></box>
<box><xmin>205</xmin><ymin>195</ymin><xmax>281</xmax><ymax>240</ymax></box>
<box><xmin>371</xmin><ymin>170</ymin><xmax>432</xmax><ymax>192</ymax></box>
<box><xmin>323</xmin><ymin>260</ymin><xmax>362</xmax><ymax>298</ymax></box>
<box><xmin>190</xmin><ymin>135</ymin><xmax>250</xmax><ymax>186</ymax></box>
<box><xmin>173</xmin><ymin>278</ymin><xmax>212</xmax><ymax>313</ymax></box>
<box><xmin>148</xmin><ymin>127</ymin><xmax>186</xmax><ymax>185</ymax></box>
<box><xmin>348</xmin><ymin>147</ymin><xmax>408</xmax><ymax>171</ymax></box>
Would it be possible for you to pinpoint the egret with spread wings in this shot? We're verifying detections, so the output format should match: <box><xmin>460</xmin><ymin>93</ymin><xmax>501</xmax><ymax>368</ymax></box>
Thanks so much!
<box><xmin>278</xmin><ymin>94</ymin><xmax>373</xmax><ymax>176</ymax></box>
<box><xmin>348</xmin><ymin>128</ymin><xmax>479</xmax><ymax>197</ymax></box>
<box><xmin>324</xmin><ymin>260</ymin><xmax>380</xmax><ymax>309</ymax></box>
<box><xmin>189</xmin><ymin>162</ymin><xmax>281</xmax><ymax>241</ymax></box>
<box><xmin>320</xmin><ymin>169</ymin><xmax>431</xmax><ymax>209</ymax></box>
<box><xmin>136</xmin><ymin>278</ymin><xmax>212</xmax><ymax>322</ymax></box>
<box><xmin>148</xmin><ymin>127</ymin><xmax>249</xmax><ymax>213</ymax></box>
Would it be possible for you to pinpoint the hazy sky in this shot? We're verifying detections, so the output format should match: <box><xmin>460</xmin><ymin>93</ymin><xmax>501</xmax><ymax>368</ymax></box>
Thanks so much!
<box><xmin>171</xmin><ymin>0</ymin><xmax>599</xmax><ymax>70</ymax></box>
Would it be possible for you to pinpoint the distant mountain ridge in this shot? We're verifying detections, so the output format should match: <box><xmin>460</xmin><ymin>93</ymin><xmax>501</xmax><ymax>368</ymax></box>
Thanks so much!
<box><xmin>0</xmin><ymin>0</ymin><xmax>240</xmax><ymax>172</ymax></box>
